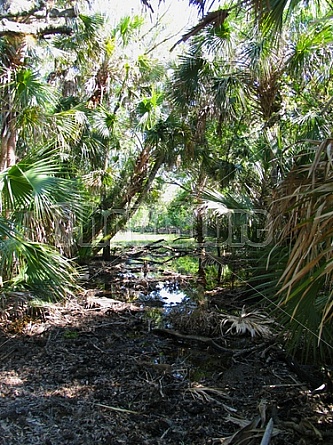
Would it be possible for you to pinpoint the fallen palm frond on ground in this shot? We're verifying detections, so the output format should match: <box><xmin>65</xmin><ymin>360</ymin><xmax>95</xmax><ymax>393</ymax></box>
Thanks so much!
<box><xmin>219</xmin><ymin>306</ymin><xmax>274</xmax><ymax>338</ymax></box>
<box><xmin>186</xmin><ymin>383</ymin><xmax>237</xmax><ymax>414</ymax></box>
<box><xmin>213</xmin><ymin>414</ymin><xmax>279</xmax><ymax>445</ymax></box>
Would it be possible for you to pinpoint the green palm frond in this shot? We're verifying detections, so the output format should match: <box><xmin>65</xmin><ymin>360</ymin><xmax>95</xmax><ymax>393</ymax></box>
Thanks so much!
<box><xmin>203</xmin><ymin>189</ymin><xmax>255</xmax><ymax>212</ymax></box>
<box><xmin>0</xmin><ymin>155</ymin><xmax>81</xmax><ymax>217</ymax></box>
<box><xmin>288</xmin><ymin>23</ymin><xmax>333</xmax><ymax>79</ymax></box>
<box><xmin>190</xmin><ymin>15</ymin><xmax>234</xmax><ymax>56</ymax></box>
<box><xmin>12</xmin><ymin>68</ymin><xmax>56</xmax><ymax>109</ymax></box>
<box><xmin>0</xmin><ymin>216</ymin><xmax>79</xmax><ymax>300</ymax></box>
<box><xmin>170</xmin><ymin>54</ymin><xmax>210</xmax><ymax>107</ymax></box>
<box><xmin>212</xmin><ymin>72</ymin><xmax>248</xmax><ymax>119</ymax></box>
<box><xmin>54</xmin><ymin>14</ymin><xmax>105</xmax><ymax>64</ymax></box>
<box><xmin>0</xmin><ymin>152</ymin><xmax>83</xmax><ymax>257</ymax></box>
<box><xmin>260</xmin><ymin>0</ymin><xmax>329</xmax><ymax>31</ymax></box>
<box><xmin>144</xmin><ymin>115</ymin><xmax>189</xmax><ymax>147</ymax></box>
<box><xmin>136</xmin><ymin>87</ymin><xmax>165</xmax><ymax>130</ymax></box>
<box><xmin>52</xmin><ymin>108</ymin><xmax>88</xmax><ymax>152</ymax></box>
<box><xmin>13</xmin><ymin>241</ymin><xmax>79</xmax><ymax>300</ymax></box>
<box><xmin>185</xmin><ymin>0</ymin><xmax>330</xmax><ymax>34</ymax></box>
<box><xmin>92</xmin><ymin>107</ymin><xmax>117</xmax><ymax>139</ymax></box>
<box><xmin>115</xmin><ymin>15</ymin><xmax>144</xmax><ymax>46</ymax></box>
<box><xmin>241</xmin><ymin>35</ymin><xmax>273</xmax><ymax>69</ymax></box>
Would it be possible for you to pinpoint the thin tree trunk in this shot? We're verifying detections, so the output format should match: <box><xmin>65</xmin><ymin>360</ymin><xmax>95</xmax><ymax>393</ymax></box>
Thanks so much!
<box><xmin>78</xmin><ymin>149</ymin><xmax>165</xmax><ymax>258</ymax></box>
<box><xmin>98</xmin><ymin>152</ymin><xmax>165</xmax><ymax>252</ymax></box>
<box><xmin>196</xmin><ymin>206</ymin><xmax>206</xmax><ymax>286</ymax></box>
<box><xmin>1</xmin><ymin>114</ymin><xmax>16</xmax><ymax>170</ymax></box>
<box><xmin>195</xmin><ymin>170</ymin><xmax>207</xmax><ymax>286</ymax></box>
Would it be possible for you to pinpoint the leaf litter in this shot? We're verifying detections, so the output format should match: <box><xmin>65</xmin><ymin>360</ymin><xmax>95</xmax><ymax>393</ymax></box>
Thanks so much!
<box><xmin>0</xmin><ymin>261</ymin><xmax>332</xmax><ymax>445</ymax></box>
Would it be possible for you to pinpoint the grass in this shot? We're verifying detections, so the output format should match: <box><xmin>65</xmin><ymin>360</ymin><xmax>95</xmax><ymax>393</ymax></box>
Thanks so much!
<box><xmin>111</xmin><ymin>231</ymin><xmax>179</xmax><ymax>244</ymax></box>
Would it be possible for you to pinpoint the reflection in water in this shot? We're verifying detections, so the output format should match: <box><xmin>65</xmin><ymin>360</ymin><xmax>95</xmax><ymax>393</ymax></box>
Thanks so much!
<box><xmin>158</xmin><ymin>287</ymin><xmax>187</xmax><ymax>305</ymax></box>
<box><xmin>148</xmin><ymin>281</ymin><xmax>189</xmax><ymax>307</ymax></box>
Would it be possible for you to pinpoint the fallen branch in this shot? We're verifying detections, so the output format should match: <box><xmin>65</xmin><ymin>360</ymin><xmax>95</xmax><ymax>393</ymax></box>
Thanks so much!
<box><xmin>152</xmin><ymin>328</ymin><xmax>234</xmax><ymax>354</ymax></box>
<box><xmin>95</xmin><ymin>403</ymin><xmax>140</xmax><ymax>415</ymax></box>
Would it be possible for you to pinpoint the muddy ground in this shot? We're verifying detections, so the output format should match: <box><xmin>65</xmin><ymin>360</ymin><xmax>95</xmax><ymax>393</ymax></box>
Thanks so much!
<box><xmin>0</xmin><ymin>260</ymin><xmax>332</xmax><ymax>445</ymax></box>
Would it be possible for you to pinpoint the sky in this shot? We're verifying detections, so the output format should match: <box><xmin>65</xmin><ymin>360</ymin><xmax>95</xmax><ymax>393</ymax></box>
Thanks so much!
<box><xmin>88</xmin><ymin>0</ymin><xmax>197</xmax><ymax>53</ymax></box>
<box><xmin>91</xmin><ymin>0</ymin><xmax>195</xmax><ymax>25</ymax></box>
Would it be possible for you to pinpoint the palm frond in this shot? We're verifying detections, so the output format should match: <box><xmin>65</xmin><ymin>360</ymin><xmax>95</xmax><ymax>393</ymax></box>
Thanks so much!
<box><xmin>12</xmin><ymin>68</ymin><xmax>57</xmax><ymax>109</ymax></box>
<box><xmin>170</xmin><ymin>54</ymin><xmax>209</xmax><ymax>107</ymax></box>
<box><xmin>0</xmin><ymin>155</ymin><xmax>81</xmax><ymax>216</ymax></box>
<box><xmin>203</xmin><ymin>189</ymin><xmax>254</xmax><ymax>212</ymax></box>
<box><xmin>220</xmin><ymin>306</ymin><xmax>274</xmax><ymax>338</ymax></box>
<box><xmin>212</xmin><ymin>72</ymin><xmax>248</xmax><ymax>119</ymax></box>
<box><xmin>267</xmin><ymin>139</ymin><xmax>333</xmax><ymax>362</ymax></box>
<box><xmin>13</xmin><ymin>241</ymin><xmax>79</xmax><ymax>300</ymax></box>
<box><xmin>288</xmin><ymin>23</ymin><xmax>333</xmax><ymax>79</ymax></box>
<box><xmin>0</xmin><ymin>216</ymin><xmax>79</xmax><ymax>300</ymax></box>
<box><xmin>0</xmin><ymin>152</ymin><xmax>83</xmax><ymax>256</ymax></box>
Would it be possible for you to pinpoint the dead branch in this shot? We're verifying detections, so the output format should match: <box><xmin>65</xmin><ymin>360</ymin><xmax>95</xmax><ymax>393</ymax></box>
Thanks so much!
<box><xmin>152</xmin><ymin>327</ymin><xmax>234</xmax><ymax>354</ymax></box>
<box><xmin>170</xmin><ymin>9</ymin><xmax>229</xmax><ymax>51</ymax></box>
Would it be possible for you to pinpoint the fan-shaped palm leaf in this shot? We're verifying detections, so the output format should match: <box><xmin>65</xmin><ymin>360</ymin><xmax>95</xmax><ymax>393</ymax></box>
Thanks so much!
<box><xmin>0</xmin><ymin>216</ymin><xmax>79</xmax><ymax>300</ymax></box>
<box><xmin>0</xmin><ymin>154</ymin><xmax>81</xmax><ymax>217</ymax></box>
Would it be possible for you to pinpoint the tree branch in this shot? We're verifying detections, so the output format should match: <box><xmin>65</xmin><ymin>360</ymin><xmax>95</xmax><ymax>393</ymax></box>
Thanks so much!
<box><xmin>0</xmin><ymin>1</ymin><xmax>46</xmax><ymax>19</ymax></box>
<box><xmin>0</xmin><ymin>18</ymin><xmax>73</xmax><ymax>36</ymax></box>
<box><xmin>170</xmin><ymin>8</ymin><xmax>229</xmax><ymax>51</ymax></box>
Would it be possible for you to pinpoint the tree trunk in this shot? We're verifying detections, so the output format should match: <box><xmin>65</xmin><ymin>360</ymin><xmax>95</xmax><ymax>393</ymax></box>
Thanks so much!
<box><xmin>78</xmin><ymin>149</ymin><xmax>165</xmax><ymax>259</ymax></box>
<box><xmin>1</xmin><ymin>114</ymin><xmax>16</xmax><ymax>170</ymax></box>
<box><xmin>196</xmin><ymin>206</ymin><xmax>206</xmax><ymax>286</ymax></box>
<box><xmin>195</xmin><ymin>170</ymin><xmax>208</xmax><ymax>286</ymax></box>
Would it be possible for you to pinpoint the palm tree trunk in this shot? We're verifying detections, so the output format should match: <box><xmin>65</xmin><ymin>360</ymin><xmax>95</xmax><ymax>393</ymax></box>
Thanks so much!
<box><xmin>1</xmin><ymin>114</ymin><xmax>16</xmax><ymax>170</ymax></box>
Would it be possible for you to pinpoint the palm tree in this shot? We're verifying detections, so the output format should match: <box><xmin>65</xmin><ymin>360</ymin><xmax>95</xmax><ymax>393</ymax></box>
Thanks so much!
<box><xmin>46</xmin><ymin>11</ymin><xmax>192</xmax><ymax>259</ymax></box>
<box><xmin>168</xmin><ymin>0</ymin><xmax>332</xmax><ymax>36</ymax></box>
<box><xmin>0</xmin><ymin>2</ymin><xmax>86</xmax><ymax>302</ymax></box>
<box><xmin>0</xmin><ymin>150</ymin><xmax>82</xmax><ymax>300</ymax></box>
<box><xmin>168</xmin><ymin>1</ymin><xmax>333</xmax><ymax>363</ymax></box>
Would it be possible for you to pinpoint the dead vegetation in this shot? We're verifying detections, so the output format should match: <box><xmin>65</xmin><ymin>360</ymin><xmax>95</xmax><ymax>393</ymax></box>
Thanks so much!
<box><xmin>0</xmin><ymin>262</ymin><xmax>332</xmax><ymax>445</ymax></box>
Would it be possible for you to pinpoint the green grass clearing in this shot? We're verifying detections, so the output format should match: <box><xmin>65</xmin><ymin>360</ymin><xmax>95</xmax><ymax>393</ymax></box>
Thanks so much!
<box><xmin>111</xmin><ymin>231</ymin><xmax>194</xmax><ymax>245</ymax></box>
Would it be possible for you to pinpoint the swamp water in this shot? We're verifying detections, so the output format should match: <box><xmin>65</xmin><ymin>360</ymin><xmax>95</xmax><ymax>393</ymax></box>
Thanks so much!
<box><xmin>139</xmin><ymin>281</ymin><xmax>190</xmax><ymax>308</ymax></box>
<box><xmin>84</xmin><ymin>264</ymin><xmax>231</xmax><ymax>380</ymax></box>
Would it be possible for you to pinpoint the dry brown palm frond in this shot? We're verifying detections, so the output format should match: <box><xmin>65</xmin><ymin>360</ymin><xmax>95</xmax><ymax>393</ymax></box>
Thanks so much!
<box><xmin>255</xmin><ymin>63</ymin><xmax>283</xmax><ymax>120</ymax></box>
<box><xmin>266</xmin><ymin>140</ymin><xmax>333</xmax><ymax>361</ymax></box>
<box><xmin>270</xmin><ymin>141</ymin><xmax>333</xmax><ymax>307</ymax></box>
<box><xmin>220</xmin><ymin>306</ymin><xmax>274</xmax><ymax>338</ymax></box>
<box><xmin>186</xmin><ymin>384</ymin><xmax>237</xmax><ymax>414</ymax></box>
<box><xmin>187</xmin><ymin>383</ymin><xmax>231</xmax><ymax>403</ymax></box>
<box><xmin>214</xmin><ymin>414</ymin><xmax>280</xmax><ymax>445</ymax></box>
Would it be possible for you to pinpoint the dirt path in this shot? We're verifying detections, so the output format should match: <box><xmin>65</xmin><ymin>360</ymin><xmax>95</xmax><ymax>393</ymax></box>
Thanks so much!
<box><xmin>0</xmin><ymin>272</ymin><xmax>332</xmax><ymax>444</ymax></box>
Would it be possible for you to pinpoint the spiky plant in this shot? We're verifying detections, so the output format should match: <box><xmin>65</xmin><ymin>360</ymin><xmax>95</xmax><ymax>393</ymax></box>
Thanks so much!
<box><xmin>268</xmin><ymin>139</ymin><xmax>333</xmax><ymax>363</ymax></box>
<box><xmin>220</xmin><ymin>306</ymin><xmax>274</xmax><ymax>338</ymax></box>
<box><xmin>0</xmin><ymin>215</ymin><xmax>79</xmax><ymax>302</ymax></box>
